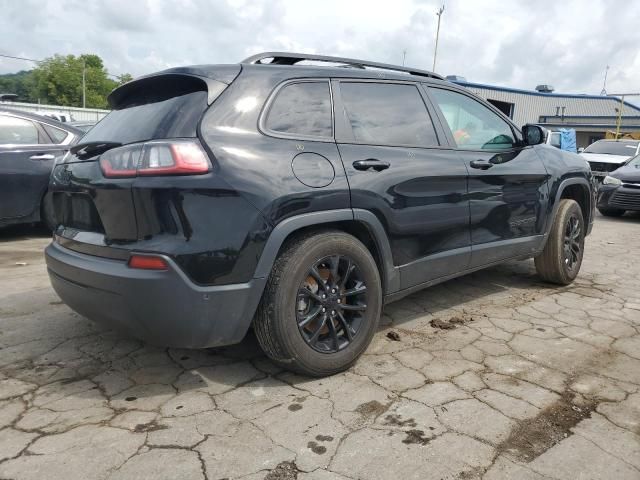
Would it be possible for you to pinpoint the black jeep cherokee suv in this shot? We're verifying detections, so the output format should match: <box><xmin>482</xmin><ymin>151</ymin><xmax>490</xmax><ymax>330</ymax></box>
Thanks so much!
<box><xmin>45</xmin><ymin>52</ymin><xmax>595</xmax><ymax>376</ymax></box>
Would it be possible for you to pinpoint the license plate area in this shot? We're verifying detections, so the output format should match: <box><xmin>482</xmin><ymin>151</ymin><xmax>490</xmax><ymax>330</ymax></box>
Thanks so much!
<box><xmin>54</xmin><ymin>192</ymin><xmax>105</xmax><ymax>233</ymax></box>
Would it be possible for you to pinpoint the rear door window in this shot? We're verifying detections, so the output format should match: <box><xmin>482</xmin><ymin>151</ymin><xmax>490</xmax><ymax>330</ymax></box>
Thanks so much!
<box><xmin>265</xmin><ymin>81</ymin><xmax>332</xmax><ymax>139</ymax></box>
<box><xmin>338</xmin><ymin>82</ymin><xmax>439</xmax><ymax>147</ymax></box>
<box><xmin>0</xmin><ymin>115</ymin><xmax>43</xmax><ymax>145</ymax></box>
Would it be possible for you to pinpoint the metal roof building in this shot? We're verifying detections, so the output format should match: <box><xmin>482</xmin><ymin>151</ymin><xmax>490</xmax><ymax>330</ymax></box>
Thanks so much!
<box><xmin>453</xmin><ymin>80</ymin><xmax>640</xmax><ymax>148</ymax></box>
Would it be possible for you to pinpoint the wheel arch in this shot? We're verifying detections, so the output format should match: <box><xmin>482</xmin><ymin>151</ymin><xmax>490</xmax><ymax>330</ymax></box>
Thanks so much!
<box><xmin>546</xmin><ymin>177</ymin><xmax>593</xmax><ymax>236</ymax></box>
<box><xmin>253</xmin><ymin>209</ymin><xmax>400</xmax><ymax>295</ymax></box>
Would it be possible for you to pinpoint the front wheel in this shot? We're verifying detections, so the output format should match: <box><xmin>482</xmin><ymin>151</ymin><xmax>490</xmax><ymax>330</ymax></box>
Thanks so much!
<box><xmin>254</xmin><ymin>231</ymin><xmax>382</xmax><ymax>377</ymax></box>
<box><xmin>535</xmin><ymin>199</ymin><xmax>585</xmax><ymax>285</ymax></box>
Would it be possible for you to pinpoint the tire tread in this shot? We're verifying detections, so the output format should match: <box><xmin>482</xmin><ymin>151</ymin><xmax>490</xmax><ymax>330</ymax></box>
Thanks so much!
<box><xmin>535</xmin><ymin>199</ymin><xmax>583</xmax><ymax>285</ymax></box>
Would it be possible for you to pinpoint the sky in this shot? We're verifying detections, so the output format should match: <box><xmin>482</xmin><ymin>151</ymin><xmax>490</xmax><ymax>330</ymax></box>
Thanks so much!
<box><xmin>1</xmin><ymin>0</ymin><xmax>639</xmax><ymax>96</ymax></box>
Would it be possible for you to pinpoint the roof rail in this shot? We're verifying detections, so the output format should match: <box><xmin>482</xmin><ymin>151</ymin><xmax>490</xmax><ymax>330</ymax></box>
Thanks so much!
<box><xmin>241</xmin><ymin>52</ymin><xmax>444</xmax><ymax>80</ymax></box>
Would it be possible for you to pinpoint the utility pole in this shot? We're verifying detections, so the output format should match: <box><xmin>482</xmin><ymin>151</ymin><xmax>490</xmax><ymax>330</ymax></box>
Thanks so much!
<box><xmin>82</xmin><ymin>59</ymin><xmax>86</xmax><ymax>108</ymax></box>
<box><xmin>607</xmin><ymin>92</ymin><xmax>640</xmax><ymax>138</ymax></box>
<box><xmin>402</xmin><ymin>49</ymin><xmax>407</xmax><ymax>66</ymax></box>
<box><xmin>600</xmin><ymin>65</ymin><xmax>609</xmax><ymax>95</ymax></box>
<box><xmin>432</xmin><ymin>4</ymin><xmax>445</xmax><ymax>72</ymax></box>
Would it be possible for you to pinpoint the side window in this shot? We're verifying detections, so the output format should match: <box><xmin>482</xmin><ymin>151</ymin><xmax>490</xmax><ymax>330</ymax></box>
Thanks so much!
<box><xmin>0</xmin><ymin>115</ymin><xmax>40</xmax><ymax>145</ymax></box>
<box><xmin>265</xmin><ymin>82</ymin><xmax>332</xmax><ymax>138</ymax></box>
<box><xmin>429</xmin><ymin>88</ymin><xmax>515</xmax><ymax>150</ymax></box>
<box><xmin>339</xmin><ymin>82</ymin><xmax>438</xmax><ymax>147</ymax></box>
<box><xmin>43</xmin><ymin>124</ymin><xmax>69</xmax><ymax>144</ymax></box>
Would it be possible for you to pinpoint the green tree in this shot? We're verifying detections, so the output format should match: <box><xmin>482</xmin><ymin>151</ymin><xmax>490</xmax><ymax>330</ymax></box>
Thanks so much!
<box><xmin>117</xmin><ymin>73</ymin><xmax>134</xmax><ymax>85</ymax></box>
<box><xmin>0</xmin><ymin>70</ymin><xmax>34</xmax><ymax>100</ymax></box>
<box><xmin>27</xmin><ymin>54</ymin><xmax>129</xmax><ymax>108</ymax></box>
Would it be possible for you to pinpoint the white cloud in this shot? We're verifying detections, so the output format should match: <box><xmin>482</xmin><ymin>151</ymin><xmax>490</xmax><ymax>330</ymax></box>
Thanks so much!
<box><xmin>0</xmin><ymin>0</ymin><xmax>638</xmax><ymax>95</ymax></box>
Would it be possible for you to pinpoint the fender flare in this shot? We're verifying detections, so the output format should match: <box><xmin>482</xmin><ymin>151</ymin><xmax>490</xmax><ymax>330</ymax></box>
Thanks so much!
<box><xmin>544</xmin><ymin>177</ymin><xmax>593</xmax><ymax>237</ymax></box>
<box><xmin>253</xmin><ymin>208</ymin><xmax>400</xmax><ymax>294</ymax></box>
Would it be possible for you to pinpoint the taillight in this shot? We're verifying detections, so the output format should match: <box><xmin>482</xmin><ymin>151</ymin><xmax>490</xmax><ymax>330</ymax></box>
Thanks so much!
<box><xmin>128</xmin><ymin>254</ymin><xmax>169</xmax><ymax>270</ymax></box>
<box><xmin>100</xmin><ymin>140</ymin><xmax>211</xmax><ymax>178</ymax></box>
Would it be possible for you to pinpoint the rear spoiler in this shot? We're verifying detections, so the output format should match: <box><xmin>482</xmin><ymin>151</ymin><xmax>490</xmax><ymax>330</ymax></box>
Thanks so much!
<box><xmin>108</xmin><ymin>65</ymin><xmax>241</xmax><ymax>109</ymax></box>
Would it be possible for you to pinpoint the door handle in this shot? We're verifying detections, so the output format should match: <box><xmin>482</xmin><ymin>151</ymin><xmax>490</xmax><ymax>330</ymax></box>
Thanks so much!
<box><xmin>352</xmin><ymin>159</ymin><xmax>390</xmax><ymax>172</ymax></box>
<box><xmin>469</xmin><ymin>159</ymin><xmax>493</xmax><ymax>170</ymax></box>
<box><xmin>29</xmin><ymin>154</ymin><xmax>55</xmax><ymax>161</ymax></box>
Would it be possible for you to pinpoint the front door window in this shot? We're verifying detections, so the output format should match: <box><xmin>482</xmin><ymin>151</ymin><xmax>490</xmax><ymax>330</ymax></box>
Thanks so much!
<box><xmin>429</xmin><ymin>88</ymin><xmax>515</xmax><ymax>150</ymax></box>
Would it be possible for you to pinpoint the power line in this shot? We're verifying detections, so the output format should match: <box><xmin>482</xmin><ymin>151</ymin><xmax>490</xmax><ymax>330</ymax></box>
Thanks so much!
<box><xmin>0</xmin><ymin>52</ymin><xmax>123</xmax><ymax>78</ymax></box>
<box><xmin>0</xmin><ymin>53</ymin><xmax>41</xmax><ymax>63</ymax></box>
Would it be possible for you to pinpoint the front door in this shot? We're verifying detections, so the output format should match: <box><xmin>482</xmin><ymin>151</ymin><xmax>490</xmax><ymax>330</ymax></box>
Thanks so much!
<box><xmin>333</xmin><ymin>80</ymin><xmax>470</xmax><ymax>290</ymax></box>
<box><xmin>427</xmin><ymin>87</ymin><xmax>550</xmax><ymax>267</ymax></box>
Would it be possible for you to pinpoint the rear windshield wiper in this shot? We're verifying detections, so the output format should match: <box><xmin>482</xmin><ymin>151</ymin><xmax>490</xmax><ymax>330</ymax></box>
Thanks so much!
<box><xmin>71</xmin><ymin>141</ymin><xmax>122</xmax><ymax>159</ymax></box>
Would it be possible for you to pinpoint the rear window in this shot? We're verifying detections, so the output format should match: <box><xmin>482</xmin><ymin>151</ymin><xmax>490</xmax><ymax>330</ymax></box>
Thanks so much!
<box><xmin>583</xmin><ymin>141</ymin><xmax>639</xmax><ymax>155</ymax></box>
<box><xmin>80</xmin><ymin>76</ymin><xmax>210</xmax><ymax>146</ymax></box>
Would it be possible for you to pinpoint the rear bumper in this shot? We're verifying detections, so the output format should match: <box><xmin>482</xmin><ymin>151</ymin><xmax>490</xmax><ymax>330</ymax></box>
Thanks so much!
<box><xmin>45</xmin><ymin>242</ymin><xmax>266</xmax><ymax>348</ymax></box>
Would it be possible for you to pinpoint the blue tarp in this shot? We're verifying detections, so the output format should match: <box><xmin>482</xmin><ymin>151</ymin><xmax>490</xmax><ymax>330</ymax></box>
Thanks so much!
<box><xmin>560</xmin><ymin>129</ymin><xmax>577</xmax><ymax>153</ymax></box>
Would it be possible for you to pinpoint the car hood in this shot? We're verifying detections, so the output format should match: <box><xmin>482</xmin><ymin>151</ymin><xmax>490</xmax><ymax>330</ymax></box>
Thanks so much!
<box><xmin>580</xmin><ymin>152</ymin><xmax>631</xmax><ymax>164</ymax></box>
<box><xmin>611</xmin><ymin>164</ymin><xmax>640</xmax><ymax>182</ymax></box>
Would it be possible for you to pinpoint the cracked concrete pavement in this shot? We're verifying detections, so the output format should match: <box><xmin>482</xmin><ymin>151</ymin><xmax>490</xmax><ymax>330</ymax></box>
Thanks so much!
<box><xmin>0</xmin><ymin>213</ymin><xmax>639</xmax><ymax>480</ymax></box>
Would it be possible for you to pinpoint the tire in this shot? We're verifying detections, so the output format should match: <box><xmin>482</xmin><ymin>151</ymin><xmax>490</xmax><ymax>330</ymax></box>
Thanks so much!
<box><xmin>535</xmin><ymin>199</ymin><xmax>585</xmax><ymax>285</ymax></box>
<box><xmin>254</xmin><ymin>230</ymin><xmax>382</xmax><ymax>377</ymax></box>
<box><xmin>598</xmin><ymin>207</ymin><xmax>625</xmax><ymax>217</ymax></box>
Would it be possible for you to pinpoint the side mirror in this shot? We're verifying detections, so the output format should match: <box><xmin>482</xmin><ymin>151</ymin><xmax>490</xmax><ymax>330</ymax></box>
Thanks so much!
<box><xmin>578</xmin><ymin>147</ymin><xmax>585</xmax><ymax>153</ymax></box>
<box><xmin>522</xmin><ymin>124</ymin><xmax>546</xmax><ymax>146</ymax></box>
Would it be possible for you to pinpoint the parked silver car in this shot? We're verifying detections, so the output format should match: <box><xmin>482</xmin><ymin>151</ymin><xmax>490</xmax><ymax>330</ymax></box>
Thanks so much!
<box><xmin>580</xmin><ymin>139</ymin><xmax>640</xmax><ymax>180</ymax></box>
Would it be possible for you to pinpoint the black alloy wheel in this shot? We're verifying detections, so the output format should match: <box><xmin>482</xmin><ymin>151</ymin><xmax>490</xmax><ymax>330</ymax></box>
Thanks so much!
<box><xmin>296</xmin><ymin>255</ymin><xmax>367</xmax><ymax>353</ymax></box>
<box><xmin>563</xmin><ymin>213</ymin><xmax>582</xmax><ymax>273</ymax></box>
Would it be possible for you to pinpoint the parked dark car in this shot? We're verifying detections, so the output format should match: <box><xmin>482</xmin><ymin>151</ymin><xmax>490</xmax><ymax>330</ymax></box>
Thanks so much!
<box><xmin>597</xmin><ymin>153</ymin><xmax>640</xmax><ymax>216</ymax></box>
<box><xmin>0</xmin><ymin>108</ymin><xmax>82</xmax><ymax>229</ymax></box>
<box><xmin>45</xmin><ymin>52</ymin><xmax>595</xmax><ymax>376</ymax></box>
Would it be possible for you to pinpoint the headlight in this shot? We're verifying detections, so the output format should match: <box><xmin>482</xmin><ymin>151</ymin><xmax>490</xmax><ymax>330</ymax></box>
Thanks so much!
<box><xmin>602</xmin><ymin>176</ymin><xmax>622</xmax><ymax>186</ymax></box>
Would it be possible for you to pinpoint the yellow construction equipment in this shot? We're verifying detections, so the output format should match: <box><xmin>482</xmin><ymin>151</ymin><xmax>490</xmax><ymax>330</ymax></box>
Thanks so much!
<box><xmin>605</xmin><ymin>130</ymin><xmax>640</xmax><ymax>140</ymax></box>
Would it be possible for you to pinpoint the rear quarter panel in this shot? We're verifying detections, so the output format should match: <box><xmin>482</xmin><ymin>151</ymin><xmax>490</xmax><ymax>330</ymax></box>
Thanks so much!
<box><xmin>198</xmin><ymin>67</ymin><xmax>350</xmax><ymax>227</ymax></box>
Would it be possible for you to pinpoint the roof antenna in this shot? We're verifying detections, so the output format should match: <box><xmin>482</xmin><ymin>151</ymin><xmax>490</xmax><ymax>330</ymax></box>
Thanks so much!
<box><xmin>600</xmin><ymin>65</ymin><xmax>609</xmax><ymax>96</ymax></box>
<box><xmin>402</xmin><ymin>49</ymin><xmax>407</xmax><ymax>66</ymax></box>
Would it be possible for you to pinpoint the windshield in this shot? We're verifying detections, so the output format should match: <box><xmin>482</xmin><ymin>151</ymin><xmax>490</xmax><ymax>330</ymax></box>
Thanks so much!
<box><xmin>583</xmin><ymin>140</ymin><xmax>639</xmax><ymax>156</ymax></box>
<box><xmin>628</xmin><ymin>154</ymin><xmax>640</xmax><ymax>167</ymax></box>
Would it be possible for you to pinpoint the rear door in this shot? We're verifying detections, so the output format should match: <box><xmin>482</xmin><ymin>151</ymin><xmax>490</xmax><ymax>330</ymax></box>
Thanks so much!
<box><xmin>427</xmin><ymin>86</ymin><xmax>550</xmax><ymax>267</ymax></box>
<box><xmin>0</xmin><ymin>113</ymin><xmax>66</xmax><ymax>220</ymax></box>
<box><xmin>333</xmin><ymin>80</ymin><xmax>470</xmax><ymax>290</ymax></box>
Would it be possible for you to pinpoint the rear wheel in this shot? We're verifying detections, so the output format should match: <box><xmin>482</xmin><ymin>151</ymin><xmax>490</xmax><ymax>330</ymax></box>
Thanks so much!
<box><xmin>598</xmin><ymin>207</ymin><xmax>625</xmax><ymax>217</ymax></box>
<box><xmin>254</xmin><ymin>231</ymin><xmax>382</xmax><ymax>376</ymax></box>
<box><xmin>535</xmin><ymin>199</ymin><xmax>585</xmax><ymax>285</ymax></box>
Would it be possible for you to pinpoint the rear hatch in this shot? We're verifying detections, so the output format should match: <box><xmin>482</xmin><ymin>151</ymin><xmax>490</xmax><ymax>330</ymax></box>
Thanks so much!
<box><xmin>50</xmin><ymin>66</ymin><xmax>239</xmax><ymax>251</ymax></box>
